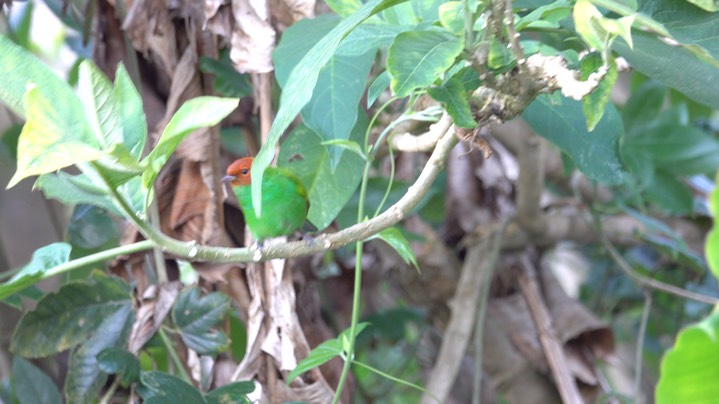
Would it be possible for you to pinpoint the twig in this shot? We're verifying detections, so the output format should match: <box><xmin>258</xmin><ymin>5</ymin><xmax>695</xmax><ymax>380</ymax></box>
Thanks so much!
<box><xmin>472</xmin><ymin>218</ymin><xmax>510</xmax><ymax>404</ymax></box>
<box><xmin>634</xmin><ymin>291</ymin><xmax>651</xmax><ymax>404</ymax></box>
<box><xmin>353</xmin><ymin>360</ymin><xmax>441</xmax><ymax>403</ymax></box>
<box><xmin>517</xmin><ymin>254</ymin><xmax>583</xmax><ymax>404</ymax></box>
<box><xmin>516</xmin><ymin>130</ymin><xmax>546</xmax><ymax>236</ymax></box>
<box><xmin>602</xmin><ymin>237</ymin><xmax>718</xmax><ymax>305</ymax></box>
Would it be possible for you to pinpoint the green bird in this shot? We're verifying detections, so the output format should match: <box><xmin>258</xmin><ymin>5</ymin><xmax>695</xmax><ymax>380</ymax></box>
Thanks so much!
<box><xmin>223</xmin><ymin>157</ymin><xmax>309</xmax><ymax>241</ymax></box>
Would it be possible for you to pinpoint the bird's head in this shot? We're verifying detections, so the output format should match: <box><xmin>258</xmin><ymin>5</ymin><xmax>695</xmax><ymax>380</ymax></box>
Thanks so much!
<box><xmin>222</xmin><ymin>157</ymin><xmax>253</xmax><ymax>186</ymax></box>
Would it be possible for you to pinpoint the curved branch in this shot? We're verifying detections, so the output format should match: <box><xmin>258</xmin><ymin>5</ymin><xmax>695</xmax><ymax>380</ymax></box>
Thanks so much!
<box><xmin>133</xmin><ymin>122</ymin><xmax>459</xmax><ymax>263</ymax></box>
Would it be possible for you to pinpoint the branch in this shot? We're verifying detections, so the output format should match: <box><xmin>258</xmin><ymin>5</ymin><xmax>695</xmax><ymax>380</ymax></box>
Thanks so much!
<box><xmin>391</xmin><ymin>113</ymin><xmax>453</xmax><ymax>152</ymax></box>
<box><xmin>602</xmin><ymin>237</ymin><xmax>718</xmax><ymax>305</ymax></box>
<box><xmin>518</xmin><ymin>254</ymin><xmax>583</xmax><ymax>404</ymax></box>
<box><xmin>421</xmin><ymin>219</ymin><xmax>507</xmax><ymax>404</ymax></box>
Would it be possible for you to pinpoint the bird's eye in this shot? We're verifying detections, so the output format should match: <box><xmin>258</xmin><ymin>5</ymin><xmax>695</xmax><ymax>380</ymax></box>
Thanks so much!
<box><xmin>241</xmin><ymin>169</ymin><xmax>248</xmax><ymax>175</ymax></box>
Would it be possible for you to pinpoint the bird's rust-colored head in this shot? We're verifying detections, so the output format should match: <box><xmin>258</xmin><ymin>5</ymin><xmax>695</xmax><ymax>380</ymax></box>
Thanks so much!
<box><xmin>223</xmin><ymin>157</ymin><xmax>253</xmax><ymax>186</ymax></box>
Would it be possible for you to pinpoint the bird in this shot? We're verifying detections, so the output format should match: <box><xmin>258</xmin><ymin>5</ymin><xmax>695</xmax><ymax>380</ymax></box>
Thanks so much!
<box><xmin>222</xmin><ymin>157</ymin><xmax>310</xmax><ymax>242</ymax></box>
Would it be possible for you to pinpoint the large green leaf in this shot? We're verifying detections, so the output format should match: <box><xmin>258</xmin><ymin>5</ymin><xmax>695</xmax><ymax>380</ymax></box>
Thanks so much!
<box><xmin>171</xmin><ymin>287</ymin><xmax>230</xmax><ymax>355</ymax></box>
<box><xmin>278</xmin><ymin>119</ymin><xmax>366</xmax><ymax>230</ymax></box>
<box><xmin>10</xmin><ymin>276</ymin><xmax>132</xmax><ymax>357</ymax></box>
<box><xmin>387</xmin><ymin>29</ymin><xmax>463</xmax><ymax>97</ymax></box>
<box><xmin>8</xmin><ymin>85</ymin><xmax>102</xmax><ymax>188</ymax></box>
<box><xmin>274</xmin><ymin>15</ymin><xmax>376</xmax><ymax>168</ymax></box>
<box><xmin>656</xmin><ymin>311</ymin><xmax>719</xmax><ymax>403</ymax></box>
<box><xmin>138</xmin><ymin>371</ymin><xmax>206</xmax><ymax>403</ymax></box>
<box><xmin>11</xmin><ymin>357</ymin><xmax>62</xmax><ymax>404</ymax></box>
<box><xmin>199</xmin><ymin>51</ymin><xmax>253</xmax><ymax>98</ymax></box>
<box><xmin>251</xmin><ymin>0</ymin><xmax>409</xmax><ymax>217</ymax></box>
<box><xmin>614</xmin><ymin>0</ymin><xmax>719</xmax><ymax>108</ymax></box>
<box><xmin>65</xmin><ymin>304</ymin><xmax>133</xmax><ymax>403</ymax></box>
<box><xmin>523</xmin><ymin>94</ymin><xmax>625</xmax><ymax>184</ymax></box>
<box><xmin>0</xmin><ymin>242</ymin><xmax>71</xmax><ymax>302</ymax></box>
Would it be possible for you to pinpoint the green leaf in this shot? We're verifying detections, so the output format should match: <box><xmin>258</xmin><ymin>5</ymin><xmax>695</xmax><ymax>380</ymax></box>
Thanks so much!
<box><xmin>580</xmin><ymin>53</ymin><xmax>617</xmax><ymax>131</ymax></box>
<box><xmin>35</xmin><ymin>171</ymin><xmax>120</xmax><ymax>215</ymax></box>
<box><xmin>142</xmin><ymin>96</ymin><xmax>238</xmax><ymax>201</ymax></box>
<box><xmin>287</xmin><ymin>323</ymin><xmax>370</xmax><ymax>384</ymax></box>
<box><xmin>387</xmin><ymin>29</ymin><xmax>463</xmax><ymax>97</ymax></box>
<box><xmin>337</xmin><ymin>23</ymin><xmax>413</xmax><ymax>57</ymax></box>
<box><xmin>326</xmin><ymin>0</ymin><xmax>364</xmax><ymax>17</ymax></box>
<box><xmin>656</xmin><ymin>311</ymin><xmax>719</xmax><ymax>403</ymax></box>
<box><xmin>642</xmin><ymin>170</ymin><xmax>693</xmax><ymax>214</ymax></box>
<box><xmin>372</xmin><ymin>227</ymin><xmax>419</xmax><ymax>270</ymax></box>
<box><xmin>622</xmin><ymin>80</ymin><xmax>667</xmax><ymax>136</ymax></box>
<box><xmin>278</xmin><ymin>120</ymin><xmax>365</xmax><ymax>230</ymax></box>
<box><xmin>11</xmin><ymin>357</ymin><xmax>62</xmax><ymax>404</ymax></box>
<box><xmin>516</xmin><ymin>0</ymin><xmax>572</xmax><ymax>31</ymax></box>
<box><xmin>205</xmin><ymin>381</ymin><xmax>255</xmax><ymax>404</ymax></box>
<box><xmin>68</xmin><ymin>204</ymin><xmax>119</xmax><ymax>251</ymax></box>
<box><xmin>97</xmin><ymin>347</ymin><xmax>142</xmax><ymax>387</ymax></box>
<box><xmin>523</xmin><ymin>94</ymin><xmax>625</xmax><ymax>184</ymax></box>
<box><xmin>427</xmin><ymin>77</ymin><xmax>476</xmax><ymax>128</ymax></box>
<box><xmin>77</xmin><ymin>60</ymin><xmax>123</xmax><ymax>149</ymax></box>
<box><xmin>8</xmin><ymin>85</ymin><xmax>102</xmax><ymax>188</ymax></box>
<box><xmin>321</xmin><ymin>139</ymin><xmax>367</xmax><ymax>160</ymax></box>
<box><xmin>706</xmin><ymin>170</ymin><xmax>719</xmax><ymax>280</ymax></box>
<box><xmin>65</xmin><ymin>304</ymin><xmax>133</xmax><ymax>403</ymax></box>
<box><xmin>0</xmin><ymin>34</ymin><xmax>83</xmax><ymax>118</ymax></box>
<box><xmin>622</xmin><ymin>124</ymin><xmax>719</xmax><ymax>177</ymax></box>
<box><xmin>172</xmin><ymin>287</ymin><xmax>231</xmax><ymax>355</ymax></box>
<box><xmin>684</xmin><ymin>0</ymin><xmax>719</xmax><ymax>12</ymax></box>
<box><xmin>10</xmin><ymin>276</ymin><xmax>132</xmax><ymax>357</ymax></box>
<box><xmin>275</xmin><ymin>15</ymin><xmax>376</xmax><ymax>168</ymax></box>
<box><xmin>367</xmin><ymin>71</ymin><xmax>391</xmax><ymax>108</ymax></box>
<box><xmin>138</xmin><ymin>371</ymin><xmax>207</xmax><ymax>403</ymax></box>
<box><xmin>0</xmin><ymin>242</ymin><xmax>71</xmax><ymax>303</ymax></box>
<box><xmin>614</xmin><ymin>0</ymin><xmax>719</xmax><ymax>108</ymax></box>
<box><xmin>113</xmin><ymin>64</ymin><xmax>147</xmax><ymax>159</ymax></box>
<box><xmin>438</xmin><ymin>1</ymin><xmax>464</xmax><ymax>35</ymax></box>
<box><xmin>199</xmin><ymin>51</ymin><xmax>253</xmax><ymax>98</ymax></box>
<box><xmin>251</xmin><ymin>0</ymin><xmax>410</xmax><ymax>217</ymax></box>
<box><xmin>573</xmin><ymin>0</ymin><xmax>634</xmax><ymax>52</ymax></box>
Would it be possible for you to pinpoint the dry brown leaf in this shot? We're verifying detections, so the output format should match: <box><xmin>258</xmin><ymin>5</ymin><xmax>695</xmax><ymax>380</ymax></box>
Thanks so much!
<box><xmin>203</xmin><ymin>0</ymin><xmax>233</xmax><ymax>38</ymax></box>
<box><xmin>230</xmin><ymin>0</ymin><xmax>276</xmax><ymax>73</ymax></box>
<box><xmin>129</xmin><ymin>282</ymin><xmax>182</xmax><ymax>353</ymax></box>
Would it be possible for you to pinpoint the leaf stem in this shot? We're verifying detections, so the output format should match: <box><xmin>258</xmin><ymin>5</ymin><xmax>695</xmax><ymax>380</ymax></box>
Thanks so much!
<box><xmin>159</xmin><ymin>327</ymin><xmax>192</xmax><ymax>384</ymax></box>
<box><xmin>0</xmin><ymin>240</ymin><xmax>154</xmax><ymax>300</ymax></box>
<box><xmin>353</xmin><ymin>360</ymin><xmax>442</xmax><ymax>404</ymax></box>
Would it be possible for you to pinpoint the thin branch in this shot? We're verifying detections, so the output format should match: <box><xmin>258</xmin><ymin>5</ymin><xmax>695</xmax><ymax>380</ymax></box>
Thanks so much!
<box><xmin>472</xmin><ymin>218</ymin><xmax>510</xmax><ymax>404</ymax></box>
<box><xmin>602</xmin><ymin>237</ymin><xmax>718</xmax><ymax>305</ymax></box>
<box><xmin>0</xmin><ymin>240</ymin><xmax>155</xmax><ymax>300</ymax></box>
<box><xmin>515</xmin><ymin>130</ymin><xmax>546</xmax><ymax>236</ymax></box>
<box><xmin>518</xmin><ymin>254</ymin><xmax>583</xmax><ymax>404</ymax></box>
<box><xmin>634</xmin><ymin>291</ymin><xmax>652</xmax><ymax>404</ymax></box>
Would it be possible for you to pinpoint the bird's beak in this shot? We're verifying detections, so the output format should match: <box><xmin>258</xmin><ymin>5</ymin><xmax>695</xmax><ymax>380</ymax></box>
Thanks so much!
<box><xmin>221</xmin><ymin>175</ymin><xmax>236</xmax><ymax>183</ymax></box>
